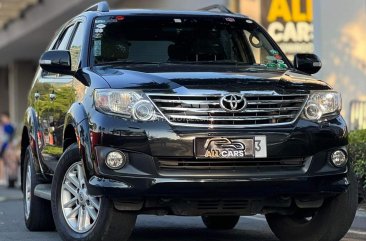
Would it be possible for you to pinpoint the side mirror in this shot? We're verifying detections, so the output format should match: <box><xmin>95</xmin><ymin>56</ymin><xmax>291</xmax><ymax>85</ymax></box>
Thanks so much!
<box><xmin>293</xmin><ymin>53</ymin><xmax>322</xmax><ymax>75</ymax></box>
<box><xmin>39</xmin><ymin>50</ymin><xmax>73</xmax><ymax>75</ymax></box>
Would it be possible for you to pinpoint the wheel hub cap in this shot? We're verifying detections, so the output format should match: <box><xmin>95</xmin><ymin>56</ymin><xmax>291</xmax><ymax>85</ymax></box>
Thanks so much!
<box><xmin>61</xmin><ymin>162</ymin><xmax>101</xmax><ymax>233</ymax></box>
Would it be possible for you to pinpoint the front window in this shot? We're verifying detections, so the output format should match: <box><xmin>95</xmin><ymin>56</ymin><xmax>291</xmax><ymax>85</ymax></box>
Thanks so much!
<box><xmin>91</xmin><ymin>15</ymin><xmax>289</xmax><ymax>69</ymax></box>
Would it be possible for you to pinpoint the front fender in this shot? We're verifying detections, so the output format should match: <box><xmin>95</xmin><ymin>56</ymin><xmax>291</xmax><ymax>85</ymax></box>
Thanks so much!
<box><xmin>64</xmin><ymin>103</ymin><xmax>95</xmax><ymax>179</ymax></box>
<box><xmin>23</xmin><ymin>107</ymin><xmax>46</xmax><ymax>176</ymax></box>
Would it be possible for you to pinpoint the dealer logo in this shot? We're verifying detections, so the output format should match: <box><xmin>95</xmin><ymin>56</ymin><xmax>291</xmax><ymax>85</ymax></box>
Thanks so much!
<box><xmin>220</xmin><ymin>93</ymin><xmax>247</xmax><ymax>112</ymax></box>
<box><xmin>203</xmin><ymin>138</ymin><xmax>247</xmax><ymax>158</ymax></box>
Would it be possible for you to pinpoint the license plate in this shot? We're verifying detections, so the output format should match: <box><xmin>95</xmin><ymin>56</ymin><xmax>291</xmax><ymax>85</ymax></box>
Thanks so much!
<box><xmin>195</xmin><ymin>136</ymin><xmax>267</xmax><ymax>159</ymax></box>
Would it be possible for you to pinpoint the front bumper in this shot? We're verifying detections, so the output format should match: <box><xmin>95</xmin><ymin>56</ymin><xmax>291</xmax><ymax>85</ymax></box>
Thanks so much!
<box><xmin>87</xmin><ymin>145</ymin><xmax>349</xmax><ymax>199</ymax></box>
<box><xmin>85</xmin><ymin>111</ymin><xmax>349</xmax><ymax>200</ymax></box>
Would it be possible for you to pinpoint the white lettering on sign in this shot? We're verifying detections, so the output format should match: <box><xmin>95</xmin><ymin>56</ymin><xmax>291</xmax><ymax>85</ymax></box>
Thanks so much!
<box><xmin>263</xmin><ymin>0</ymin><xmax>314</xmax><ymax>57</ymax></box>
<box><xmin>268</xmin><ymin>21</ymin><xmax>313</xmax><ymax>43</ymax></box>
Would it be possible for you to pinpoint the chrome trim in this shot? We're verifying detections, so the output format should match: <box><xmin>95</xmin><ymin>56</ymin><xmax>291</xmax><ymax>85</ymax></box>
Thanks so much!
<box><xmin>152</xmin><ymin>98</ymin><xmax>305</xmax><ymax>105</ymax></box>
<box><xmin>247</xmin><ymin>99</ymin><xmax>305</xmax><ymax>104</ymax></box>
<box><xmin>146</xmin><ymin>93</ymin><xmax>309</xmax><ymax>128</ymax></box>
<box><xmin>167</xmin><ymin>114</ymin><xmax>296</xmax><ymax>121</ymax></box>
<box><xmin>160</xmin><ymin>106</ymin><xmax>301</xmax><ymax>113</ymax></box>
<box><xmin>152</xmin><ymin>99</ymin><xmax>220</xmax><ymax>105</ymax></box>
<box><xmin>148</xmin><ymin>92</ymin><xmax>307</xmax><ymax>97</ymax></box>
<box><xmin>219</xmin><ymin>93</ymin><xmax>247</xmax><ymax>112</ymax></box>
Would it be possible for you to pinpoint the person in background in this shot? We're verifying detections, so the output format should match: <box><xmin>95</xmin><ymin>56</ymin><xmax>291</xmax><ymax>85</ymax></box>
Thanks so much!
<box><xmin>3</xmin><ymin>139</ymin><xmax>20</xmax><ymax>188</ymax></box>
<box><xmin>0</xmin><ymin>112</ymin><xmax>16</xmax><ymax>188</ymax></box>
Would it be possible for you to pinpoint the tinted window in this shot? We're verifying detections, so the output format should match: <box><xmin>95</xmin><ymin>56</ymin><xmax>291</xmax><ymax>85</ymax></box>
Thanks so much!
<box><xmin>56</xmin><ymin>25</ymin><xmax>74</xmax><ymax>50</ymax></box>
<box><xmin>69</xmin><ymin>22</ymin><xmax>85</xmax><ymax>71</ymax></box>
<box><xmin>91</xmin><ymin>16</ymin><xmax>289</xmax><ymax>69</ymax></box>
<box><xmin>42</xmin><ymin>25</ymin><xmax>74</xmax><ymax>78</ymax></box>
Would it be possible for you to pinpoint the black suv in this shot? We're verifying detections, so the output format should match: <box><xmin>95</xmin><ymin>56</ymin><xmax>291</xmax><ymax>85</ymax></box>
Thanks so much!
<box><xmin>20</xmin><ymin>2</ymin><xmax>358</xmax><ymax>241</ymax></box>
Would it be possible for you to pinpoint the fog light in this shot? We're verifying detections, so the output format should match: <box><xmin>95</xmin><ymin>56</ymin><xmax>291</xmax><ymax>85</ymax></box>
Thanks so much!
<box><xmin>331</xmin><ymin>150</ymin><xmax>347</xmax><ymax>167</ymax></box>
<box><xmin>105</xmin><ymin>151</ymin><xmax>127</xmax><ymax>170</ymax></box>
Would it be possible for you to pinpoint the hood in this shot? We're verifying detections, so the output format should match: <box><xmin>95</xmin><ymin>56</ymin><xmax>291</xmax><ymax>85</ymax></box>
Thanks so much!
<box><xmin>91</xmin><ymin>64</ymin><xmax>330</xmax><ymax>94</ymax></box>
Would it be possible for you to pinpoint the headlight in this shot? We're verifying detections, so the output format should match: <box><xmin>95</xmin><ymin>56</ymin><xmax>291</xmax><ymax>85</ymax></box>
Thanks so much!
<box><xmin>94</xmin><ymin>89</ymin><xmax>157</xmax><ymax>121</ymax></box>
<box><xmin>303</xmin><ymin>91</ymin><xmax>342</xmax><ymax>120</ymax></box>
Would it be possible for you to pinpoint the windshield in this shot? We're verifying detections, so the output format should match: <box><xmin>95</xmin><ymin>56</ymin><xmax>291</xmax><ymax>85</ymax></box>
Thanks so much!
<box><xmin>91</xmin><ymin>15</ymin><xmax>289</xmax><ymax>69</ymax></box>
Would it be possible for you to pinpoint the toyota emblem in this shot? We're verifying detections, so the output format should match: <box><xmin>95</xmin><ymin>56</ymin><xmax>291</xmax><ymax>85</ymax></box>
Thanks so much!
<box><xmin>220</xmin><ymin>93</ymin><xmax>247</xmax><ymax>112</ymax></box>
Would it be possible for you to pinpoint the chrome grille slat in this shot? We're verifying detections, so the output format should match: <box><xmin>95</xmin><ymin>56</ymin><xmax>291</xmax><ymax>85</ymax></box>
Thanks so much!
<box><xmin>147</xmin><ymin>93</ymin><xmax>308</xmax><ymax>127</ymax></box>
<box><xmin>247</xmin><ymin>99</ymin><xmax>304</xmax><ymax>104</ymax></box>
<box><xmin>152</xmin><ymin>99</ymin><xmax>220</xmax><ymax>105</ymax></box>
<box><xmin>160</xmin><ymin>107</ymin><xmax>301</xmax><ymax>113</ymax></box>
<box><xmin>161</xmin><ymin>107</ymin><xmax>226</xmax><ymax>113</ymax></box>
<box><xmin>167</xmin><ymin>114</ymin><xmax>296</xmax><ymax>121</ymax></box>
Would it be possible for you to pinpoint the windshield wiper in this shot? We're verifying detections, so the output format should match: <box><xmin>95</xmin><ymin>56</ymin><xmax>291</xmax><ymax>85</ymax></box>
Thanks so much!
<box><xmin>167</xmin><ymin>60</ymin><xmax>251</xmax><ymax>65</ymax></box>
<box><xmin>94</xmin><ymin>60</ymin><xmax>162</xmax><ymax>66</ymax></box>
<box><xmin>94</xmin><ymin>60</ymin><xmax>254</xmax><ymax>67</ymax></box>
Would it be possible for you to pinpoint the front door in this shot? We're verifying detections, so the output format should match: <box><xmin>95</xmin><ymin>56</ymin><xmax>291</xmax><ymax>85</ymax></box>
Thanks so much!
<box><xmin>32</xmin><ymin>23</ymin><xmax>77</xmax><ymax>172</ymax></box>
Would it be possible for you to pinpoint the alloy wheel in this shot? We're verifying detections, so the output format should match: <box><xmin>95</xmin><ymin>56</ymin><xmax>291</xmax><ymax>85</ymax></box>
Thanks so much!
<box><xmin>60</xmin><ymin>162</ymin><xmax>101</xmax><ymax>233</ymax></box>
<box><xmin>24</xmin><ymin>161</ymin><xmax>32</xmax><ymax>219</ymax></box>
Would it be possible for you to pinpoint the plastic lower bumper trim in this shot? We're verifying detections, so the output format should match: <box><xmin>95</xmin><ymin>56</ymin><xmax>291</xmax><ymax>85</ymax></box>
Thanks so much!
<box><xmin>87</xmin><ymin>174</ymin><xmax>349</xmax><ymax>199</ymax></box>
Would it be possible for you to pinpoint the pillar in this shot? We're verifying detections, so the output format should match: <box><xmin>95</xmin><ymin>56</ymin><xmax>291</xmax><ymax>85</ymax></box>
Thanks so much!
<box><xmin>8</xmin><ymin>60</ymin><xmax>36</xmax><ymax>125</ymax></box>
<box><xmin>0</xmin><ymin>67</ymin><xmax>9</xmax><ymax>114</ymax></box>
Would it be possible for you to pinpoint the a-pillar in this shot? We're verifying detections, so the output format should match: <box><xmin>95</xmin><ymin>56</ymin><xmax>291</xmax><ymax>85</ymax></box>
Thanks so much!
<box><xmin>8</xmin><ymin>60</ymin><xmax>36</xmax><ymax>125</ymax></box>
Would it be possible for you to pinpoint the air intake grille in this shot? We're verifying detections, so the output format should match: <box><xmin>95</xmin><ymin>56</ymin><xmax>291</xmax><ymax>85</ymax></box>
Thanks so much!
<box><xmin>157</xmin><ymin>157</ymin><xmax>305</xmax><ymax>170</ymax></box>
<box><xmin>147</xmin><ymin>93</ymin><xmax>308</xmax><ymax>127</ymax></box>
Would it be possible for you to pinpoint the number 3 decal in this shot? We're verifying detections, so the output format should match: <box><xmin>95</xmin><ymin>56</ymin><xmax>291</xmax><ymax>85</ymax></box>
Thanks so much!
<box><xmin>255</xmin><ymin>140</ymin><xmax>262</xmax><ymax>152</ymax></box>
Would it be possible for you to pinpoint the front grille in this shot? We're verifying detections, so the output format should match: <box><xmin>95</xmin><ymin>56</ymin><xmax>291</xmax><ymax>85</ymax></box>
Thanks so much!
<box><xmin>147</xmin><ymin>93</ymin><xmax>308</xmax><ymax>127</ymax></box>
<box><xmin>158</xmin><ymin>157</ymin><xmax>305</xmax><ymax>170</ymax></box>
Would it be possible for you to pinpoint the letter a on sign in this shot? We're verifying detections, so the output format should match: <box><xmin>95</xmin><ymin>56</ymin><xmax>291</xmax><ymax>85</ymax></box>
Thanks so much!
<box><xmin>267</xmin><ymin>0</ymin><xmax>292</xmax><ymax>22</ymax></box>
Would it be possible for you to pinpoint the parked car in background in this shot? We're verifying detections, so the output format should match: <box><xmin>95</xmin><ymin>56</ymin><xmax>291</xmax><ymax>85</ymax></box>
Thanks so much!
<box><xmin>20</xmin><ymin>2</ymin><xmax>358</xmax><ymax>241</ymax></box>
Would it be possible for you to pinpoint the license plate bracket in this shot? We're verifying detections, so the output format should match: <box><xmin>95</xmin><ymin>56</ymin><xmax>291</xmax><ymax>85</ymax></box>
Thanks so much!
<box><xmin>195</xmin><ymin>136</ymin><xmax>267</xmax><ymax>159</ymax></box>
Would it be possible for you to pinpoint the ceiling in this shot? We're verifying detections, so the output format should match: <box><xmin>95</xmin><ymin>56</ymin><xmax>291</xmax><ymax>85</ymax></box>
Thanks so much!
<box><xmin>0</xmin><ymin>0</ymin><xmax>39</xmax><ymax>29</ymax></box>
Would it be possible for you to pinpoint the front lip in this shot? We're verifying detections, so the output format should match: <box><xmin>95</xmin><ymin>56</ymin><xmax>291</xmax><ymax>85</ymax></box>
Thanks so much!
<box><xmin>87</xmin><ymin>173</ymin><xmax>350</xmax><ymax>198</ymax></box>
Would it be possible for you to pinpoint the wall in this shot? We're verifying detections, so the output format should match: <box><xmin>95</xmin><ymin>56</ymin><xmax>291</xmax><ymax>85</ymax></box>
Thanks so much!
<box><xmin>313</xmin><ymin>0</ymin><xmax>366</xmax><ymax>128</ymax></box>
<box><xmin>0</xmin><ymin>68</ymin><xmax>8</xmax><ymax>114</ymax></box>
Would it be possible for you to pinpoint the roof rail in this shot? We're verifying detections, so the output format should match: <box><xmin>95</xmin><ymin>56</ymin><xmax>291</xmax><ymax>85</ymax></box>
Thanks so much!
<box><xmin>85</xmin><ymin>1</ymin><xmax>110</xmax><ymax>13</ymax></box>
<box><xmin>198</xmin><ymin>4</ymin><xmax>233</xmax><ymax>14</ymax></box>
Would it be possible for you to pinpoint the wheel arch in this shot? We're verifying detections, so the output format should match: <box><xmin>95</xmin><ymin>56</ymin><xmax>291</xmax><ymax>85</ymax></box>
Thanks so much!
<box><xmin>63</xmin><ymin>124</ymin><xmax>77</xmax><ymax>151</ymax></box>
<box><xmin>20</xmin><ymin>126</ymin><xmax>29</xmax><ymax>191</ymax></box>
<box><xmin>63</xmin><ymin>103</ymin><xmax>95</xmax><ymax>178</ymax></box>
<box><xmin>20</xmin><ymin>107</ymin><xmax>44</xmax><ymax>190</ymax></box>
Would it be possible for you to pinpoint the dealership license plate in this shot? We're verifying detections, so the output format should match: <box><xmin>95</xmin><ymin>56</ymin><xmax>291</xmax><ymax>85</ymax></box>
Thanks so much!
<box><xmin>195</xmin><ymin>136</ymin><xmax>267</xmax><ymax>159</ymax></box>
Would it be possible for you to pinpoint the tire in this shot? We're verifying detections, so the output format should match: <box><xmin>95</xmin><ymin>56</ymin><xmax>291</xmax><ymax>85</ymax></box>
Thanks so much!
<box><xmin>266</xmin><ymin>170</ymin><xmax>358</xmax><ymax>241</ymax></box>
<box><xmin>23</xmin><ymin>147</ymin><xmax>55</xmax><ymax>231</ymax></box>
<box><xmin>51</xmin><ymin>144</ymin><xmax>136</xmax><ymax>241</ymax></box>
<box><xmin>202</xmin><ymin>215</ymin><xmax>240</xmax><ymax>230</ymax></box>
<box><xmin>358</xmin><ymin>177</ymin><xmax>365</xmax><ymax>204</ymax></box>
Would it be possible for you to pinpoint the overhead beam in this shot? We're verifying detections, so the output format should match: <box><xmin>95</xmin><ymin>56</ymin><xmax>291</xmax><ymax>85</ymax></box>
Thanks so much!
<box><xmin>0</xmin><ymin>0</ymin><xmax>118</xmax><ymax>66</ymax></box>
<box><xmin>0</xmin><ymin>0</ymin><xmax>40</xmax><ymax>29</ymax></box>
